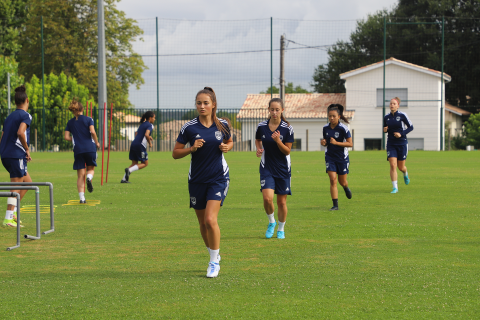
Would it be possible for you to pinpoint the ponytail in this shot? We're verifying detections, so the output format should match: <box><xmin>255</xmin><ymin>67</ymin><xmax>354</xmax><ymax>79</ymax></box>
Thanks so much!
<box><xmin>327</xmin><ymin>104</ymin><xmax>349</xmax><ymax>124</ymax></box>
<box><xmin>68</xmin><ymin>98</ymin><xmax>84</xmax><ymax>117</ymax></box>
<box><xmin>268</xmin><ymin>98</ymin><xmax>290</xmax><ymax>126</ymax></box>
<box><xmin>140</xmin><ymin>111</ymin><xmax>155</xmax><ymax>123</ymax></box>
<box><xmin>195</xmin><ymin>87</ymin><xmax>230</xmax><ymax>136</ymax></box>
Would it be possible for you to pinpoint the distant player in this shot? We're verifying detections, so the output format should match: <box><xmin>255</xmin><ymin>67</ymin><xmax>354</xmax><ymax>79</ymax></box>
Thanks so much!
<box><xmin>321</xmin><ymin>104</ymin><xmax>353</xmax><ymax>211</ymax></box>
<box><xmin>172</xmin><ymin>87</ymin><xmax>233</xmax><ymax>278</ymax></box>
<box><xmin>255</xmin><ymin>98</ymin><xmax>294</xmax><ymax>239</ymax></box>
<box><xmin>121</xmin><ymin>111</ymin><xmax>155</xmax><ymax>183</ymax></box>
<box><xmin>64</xmin><ymin>99</ymin><xmax>100</xmax><ymax>203</ymax></box>
<box><xmin>0</xmin><ymin>85</ymin><xmax>32</xmax><ymax>227</ymax></box>
<box><xmin>383</xmin><ymin>97</ymin><xmax>414</xmax><ymax>193</ymax></box>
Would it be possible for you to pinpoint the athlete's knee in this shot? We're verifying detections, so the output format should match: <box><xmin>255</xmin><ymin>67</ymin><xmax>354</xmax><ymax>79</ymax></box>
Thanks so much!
<box><xmin>329</xmin><ymin>178</ymin><xmax>337</xmax><ymax>186</ymax></box>
<box><xmin>263</xmin><ymin>195</ymin><xmax>274</xmax><ymax>205</ymax></box>
<box><xmin>143</xmin><ymin>161</ymin><xmax>148</xmax><ymax>167</ymax></box>
<box><xmin>204</xmin><ymin>216</ymin><xmax>218</xmax><ymax>229</ymax></box>
<box><xmin>276</xmin><ymin>197</ymin><xmax>287</xmax><ymax>208</ymax></box>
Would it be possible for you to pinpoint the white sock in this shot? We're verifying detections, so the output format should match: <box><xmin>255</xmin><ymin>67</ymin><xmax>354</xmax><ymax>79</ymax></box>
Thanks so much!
<box><xmin>392</xmin><ymin>181</ymin><xmax>398</xmax><ymax>189</ymax></box>
<box><xmin>278</xmin><ymin>221</ymin><xmax>286</xmax><ymax>232</ymax></box>
<box><xmin>87</xmin><ymin>174</ymin><xmax>93</xmax><ymax>180</ymax></box>
<box><xmin>5</xmin><ymin>210</ymin><xmax>13</xmax><ymax>220</ymax></box>
<box><xmin>129</xmin><ymin>165</ymin><xmax>139</xmax><ymax>173</ymax></box>
<box><xmin>79</xmin><ymin>192</ymin><xmax>85</xmax><ymax>201</ymax></box>
<box><xmin>209</xmin><ymin>249</ymin><xmax>220</xmax><ymax>263</ymax></box>
<box><xmin>403</xmin><ymin>171</ymin><xmax>408</xmax><ymax>177</ymax></box>
<box><xmin>267</xmin><ymin>212</ymin><xmax>275</xmax><ymax>223</ymax></box>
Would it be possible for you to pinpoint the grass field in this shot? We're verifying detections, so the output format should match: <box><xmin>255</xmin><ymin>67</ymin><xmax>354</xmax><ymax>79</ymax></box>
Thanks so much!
<box><xmin>0</xmin><ymin>150</ymin><xmax>479</xmax><ymax>319</ymax></box>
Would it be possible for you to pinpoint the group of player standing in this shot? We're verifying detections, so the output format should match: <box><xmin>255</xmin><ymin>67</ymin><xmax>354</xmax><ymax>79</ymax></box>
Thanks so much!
<box><xmin>1</xmin><ymin>85</ymin><xmax>414</xmax><ymax>278</ymax></box>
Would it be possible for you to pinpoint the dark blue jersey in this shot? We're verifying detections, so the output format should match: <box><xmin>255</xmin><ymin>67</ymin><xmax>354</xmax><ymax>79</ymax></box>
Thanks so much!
<box><xmin>323</xmin><ymin>122</ymin><xmax>351</xmax><ymax>162</ymax></box>
<box><xmin>132</xmin><ymin>121</ymin><xmax>154</xmax><ymax>149</ymax></box>
<box><xmin>0</xmin><ymin>109</ymin><xmax>32</xmax><ymax>159</ymax></box>
<box><xmin>65</xmin><ymin>115</ymin><xmax>96</xmax><ymax>155</ymax></box>
<box><xmin>255</xmin><ymin>119</ymin><xmax>294</xmax><ymax>179</ymax></box>
<box><xmin>177</xmin><ymin>117</ymin><xmax>231</xmax><ymax>184</ymax></box>
<box><xmin>384</xmin><ymin>111</ymin><xmax>413</xmax><ymax>146</ymax></box>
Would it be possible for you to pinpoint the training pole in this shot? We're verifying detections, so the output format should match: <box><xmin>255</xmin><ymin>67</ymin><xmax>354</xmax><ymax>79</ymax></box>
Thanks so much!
<box><xmin>106</xmin><ymin>103</ymin><xmax>113</xmax><ymax>183</ymax></box>
<box><xmin>101</xmin><ymin>102</ymin><xmax>106</xmax><ymax>185</ymax></box>
<box><xmin>1</xmin><ymin>192</ymin><xmax>20</xmax><ymax>251</ymax></box>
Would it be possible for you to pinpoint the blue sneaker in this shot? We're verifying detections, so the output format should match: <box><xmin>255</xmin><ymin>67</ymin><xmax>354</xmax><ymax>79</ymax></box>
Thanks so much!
<box><xmin>391</xmin><ymin>188</ymin><xmax>398</xmax><ymax>194</ymax></box>
<box><xmin>265</xmin><ymin>222</ymin><xmax>276</xmax><ymax>239</ymax></box>
<box><xmin>277</xmin><ymin>231</ymin><xmax>285</xmax><ymax>239</ymax></box>
<box><xmin>404</xmin><ymin>175</ymin><xmax>410</xmax><ymax>185</ymax></box>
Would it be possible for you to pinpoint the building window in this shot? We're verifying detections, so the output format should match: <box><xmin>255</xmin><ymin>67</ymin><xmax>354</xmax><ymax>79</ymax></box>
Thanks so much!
<box><xmin>376</xmin><ymin>88</ymin><xmax>408</xmax><ymax>107</ymax></box>
<box><xmin>364</xmin><ymin>138</ymin><xmax>381</xmax><ymax>150</ymax></box>
<box><xmin>291</xmin><ymin>139</ymin><xmax>302</xmax><ymax>151</ymax></box>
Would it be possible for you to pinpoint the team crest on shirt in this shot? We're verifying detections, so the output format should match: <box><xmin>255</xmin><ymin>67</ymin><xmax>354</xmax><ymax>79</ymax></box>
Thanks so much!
<box><xmin>335</xmin><ymin>132</ymin><xmax>339</xmax><ymax>138</ymax></box>
<box><xmin>279</xmin><ymin>135</ymin><xmax>283</xmax><ymax>141</ymax></box>
<box><xmin>215</xmin><ymin>131</ymin><xmax>222</xmax><ymax>140</ymax></box>
<box><xmin>190</xmin><ymin>197</ymin><xmax>196</xmax><ymax>205</ymax></box>
<box><xmin>396</xmin><ymin>116</ymin><xmax>401</xmax><ymax>121</ymax></box>
<box><xmin>261</xmin><ymin>180</ymin><xmax>265</xmax><ymax>187</ymax></box>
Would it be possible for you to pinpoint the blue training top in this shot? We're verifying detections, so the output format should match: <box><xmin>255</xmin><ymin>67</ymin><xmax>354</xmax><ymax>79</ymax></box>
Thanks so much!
<box><xmin>65</xmin><ymin>115</ymin><xmax>96</xmax><ymax>155</ymax></box>
<box><xmin>384</xmin><ymin>111</ymin><xmax>413</xmax><ymax>146</ymax></box>
<box><xmin>0</xmin><ymin>109</ymin><xmax>32</xmax><ymax>159</ymax></box>
<box><xmin>255</xmin><ymin>119</ymin><xmax>294</xmax><ymax>179</ymax></box>
<box><xmin>323</xmin><ymin>122</ymin><xmax>351</xmax><ymax>162</ymax></box>
<box><xmin>131</xmin><ymin>121</ymin><xmax>154</xmax><ymax>150</ymax></box>
<box><xmin>177</xmin><ymin>117</ymin><xmax>231</xmax><ymax>184</ymax></box>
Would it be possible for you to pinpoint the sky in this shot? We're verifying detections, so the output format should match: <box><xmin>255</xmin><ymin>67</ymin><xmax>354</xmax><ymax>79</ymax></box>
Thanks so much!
<box><xmin>114</xmin><ymin>0</ymin><xmax>399</xmax><ymax>109</ymax></box>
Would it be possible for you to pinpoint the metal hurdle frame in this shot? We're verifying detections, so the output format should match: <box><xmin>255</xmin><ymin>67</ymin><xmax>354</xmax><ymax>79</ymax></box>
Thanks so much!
<box><xmin>0</xmin><ymin>182</ymin><xmax>55</xmax><ymax>251</ymax></box>
<box><xmin>0</xmin><ymin>192</ymin><xmax>21</xmax><ymax>251</ymax></box>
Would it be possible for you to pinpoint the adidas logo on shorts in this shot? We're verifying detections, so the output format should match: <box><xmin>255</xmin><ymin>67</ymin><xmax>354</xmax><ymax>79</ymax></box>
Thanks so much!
<box><xmin>215</xmin><ymin>192</ymin><xmax>221</xmax><ymax>197</ymax></box>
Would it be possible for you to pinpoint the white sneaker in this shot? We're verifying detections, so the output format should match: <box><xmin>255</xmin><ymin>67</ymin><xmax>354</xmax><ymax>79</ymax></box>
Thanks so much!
<box><xmin>206</xmin><ymin>262</ymin><xmax>220</xmax><ymax>278</ymax></box>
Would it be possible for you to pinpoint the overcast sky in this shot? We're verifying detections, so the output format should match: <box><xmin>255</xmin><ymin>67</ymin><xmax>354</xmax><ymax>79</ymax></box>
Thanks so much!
<box><xmin>114</xmin><ymin>0</ymin><xmax>399</xmax><ymax>109</ymax></box>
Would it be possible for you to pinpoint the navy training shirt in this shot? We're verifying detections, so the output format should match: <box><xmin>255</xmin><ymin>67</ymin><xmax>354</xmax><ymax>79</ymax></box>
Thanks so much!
<box><xmin>323</xmin><ymin>122</ymin><xmax>351</xmax><ymax>162</ymax></box>
<box><xmin>132</xmin><ymin>121</ymin><xmax>154</xmax><ymax>149</ymax></box>
<box><xmin>0</xmin><ymin>109</ymin><xmax>32</xmax><ymax>159</ymax></box>
<box><xmin>177</xmin><ymin>117</ymin><xmax>231</xmax><ymax>184</ymax></box>
<box><xmin>383</xmin><ymin>111</ymin><xmax>413</xmax><ymax>146</ymax></box>
<box><xmin>255</xmin><ymin>119</ymin><xmax>294</xmax><ymax>179</ymax></box>
<box><xmin>65</xmin><ymin>115</ymin><xmax>96</xmax><ymax>155</ymax></box>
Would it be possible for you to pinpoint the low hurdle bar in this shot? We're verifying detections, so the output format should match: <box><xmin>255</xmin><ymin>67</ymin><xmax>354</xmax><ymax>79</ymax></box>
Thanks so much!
<box><xmin>0</xmin><ymin>192</ymin><xmax>21</xmax><ymax>251</ymax></box>
<box><xmin>0</xmin><ymin>182</ymin><xmax>55</xmax><ymax>235</ymax></box>
<box><xmin>0</xmin><ymin>186</ymin><xmax>40</xmax><ymax>245</ymax></box>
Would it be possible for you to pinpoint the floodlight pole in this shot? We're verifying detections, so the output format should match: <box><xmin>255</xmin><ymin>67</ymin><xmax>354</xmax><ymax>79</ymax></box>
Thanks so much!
<box><xmin>270</xmin><ymin>17</ymin><xmax>273</xmax><ymax>99</ymax></box>
<box><xmin>7</xmin><ymin>73</ymin><xmax>10</xmax><ymax>114</ymax></box>
<box><xmin>440</xmin><ymin>17</ymin><xmax>445</xmax><ymax>151</ymax></box>
<box><xmin>97</xmin><ymin>0</ymin><xmax>108</xmax><ymax>146</ymax></box>
<box><xmin>382</xmin><ymin>16</ymin><xmax>386</xmax><ymax>150</ymax></box>
<box><xmin>280</xmin><ymin>35</ymin><xmax>285</xmax><ymax>103</ymax></box>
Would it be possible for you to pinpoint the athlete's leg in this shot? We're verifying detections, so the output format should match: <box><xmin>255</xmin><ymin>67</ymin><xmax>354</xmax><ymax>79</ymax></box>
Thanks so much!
<box><xmin>389</xmin><ymin>157</ymin><xmax>398</xmax><ymax>181</ymax></box>
<box><xmin>397</xmin><ymin>160</ymin><xmax>407</xmax><ymax>174</ymax></box>
<box><xmin>77</xmin><ymin>168</ymin><xmax>86</xmax><ymax>193</ymax></box>
<box><xmin>7</xmin><ymin>177</ymin><xmax>24</xmax><ymax>211</ymax></box>
<box><xmin>136</xmin><ymin>160</ymin><xmax>148</xmax><ymax>170</ymax></box>
<box><xmin>128</xmin><ymin>160</ymin><xmax>138</xmax><ymax>168</ymax></box>
<box><xmin>195</xmin><ymin>209</ymin><xmax>209</xmax><ymax>248</ymax></box>
<box><xmin>86</xmin><ymin>165</ymin><xmax>95</xmax><ymax>179</ymax></box>
<box><xmin>276</xmin><ymin>194</ymin><xmax>288</xmax><ymax>223</ymax></box>
<box><xmin>338</xmin><ymin>174</ymin><xmax>348</xmax><ymax>188</ymax></box>
<box><xmin>204</xmin><ymin>200</ymin><xmax>221</xmax><ymax>250</ymax></box>
<box><xmin>328</xmin><ymin>171</ymin><xmax>338</xmax><ymax>199</ymax></box>
<box><xmin>19</xmin><ymin>171</ymin><xmax>32</xmax><ymax>199</ymax></box>
<box><xmin>262</xmin><ymin>188</ymin><xmax>275</xmax><ymax>216</ymax></box>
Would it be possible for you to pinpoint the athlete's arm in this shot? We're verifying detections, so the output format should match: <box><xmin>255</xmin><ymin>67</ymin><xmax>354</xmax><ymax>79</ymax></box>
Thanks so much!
<box><xmin>89</xmin><ymin>125</ymin><xmax>100</xmax><ymax>148</ymax></box>
<box><xmin>329</xmin><ymin>137</ymin><xmax>352</xmax><ymax>148</ymax></box>
<box><xmin>219</xmin><ymin>136</ymin><xmax>233</xmax><ymax>153</ymax></box>
<box><xmin>64</xmin><ymin>130</ymin><xmax>72</xmax><ymax>141</ymax></box>
<box><xmin>145</xmin><ymin>129</ymin><xmax>153</xmax><ymax>148</ymax></box>
<box><xmin>255</xmin><ymin>139</ymin><xmax>264</xmax><ymax>157</ymax></box>
<box><xmin>17</xmin><ymin>122</ymin><xmax>31</xmax><ymax>161</ymax></box>
<box><xmin>272</xmin><ymin>130</ymin><xmax>292</xmax><ymax>155</ymax></box>
<box><xmin>172</xmin><ymin>139</ymin><xmax>205</xmax><ymax>159</ymax></box>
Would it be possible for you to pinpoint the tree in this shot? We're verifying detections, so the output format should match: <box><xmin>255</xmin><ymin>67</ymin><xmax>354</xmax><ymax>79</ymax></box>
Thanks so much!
<box><xmin>464</xmin><ymin>113</ymin><xmax>480</xmax><ymax>149</ymax></box>
<box><xmin>16</xmin><ymin>0</ymin><xmax>146</xmax><ymax>109</ymax></box>
<box><xmin>260</xmin><ymin>82</ymin><xmax>311</xmax><ymax>94</ymax></box>
<box><xmin>0</xmin><ymin>0</ymin><xmax>28</xmax><ymax>56</ymax></box>
<box><xmin>312</xmin><ymin>1</ymin><xmax>480</xmax><ymax>113</ymax></box>
<box><xmin>0</xmin><ymin>55</ymin><xmax>25</xmax><ymax>110</ymax></box>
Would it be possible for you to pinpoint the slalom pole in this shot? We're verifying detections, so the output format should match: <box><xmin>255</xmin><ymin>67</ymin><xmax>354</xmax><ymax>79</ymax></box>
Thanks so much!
<box><xmin>106</xmin><ymin>103</ymin><xmax>113</xmax><ymax>183</ymax></box>
<box><xmin>101</xmin><ymin>102</ymin><xmax>106</xmax><ymax>186</ymax></box>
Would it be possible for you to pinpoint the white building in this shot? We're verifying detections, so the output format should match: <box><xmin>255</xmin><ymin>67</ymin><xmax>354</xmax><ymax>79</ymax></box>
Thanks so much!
<box><xmin>340</xmin><ymin>57</ymin><xmax>451</xmax><ymax>151</ymax></box>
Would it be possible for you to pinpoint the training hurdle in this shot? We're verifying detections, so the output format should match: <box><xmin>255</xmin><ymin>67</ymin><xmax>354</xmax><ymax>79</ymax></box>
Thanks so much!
<box><xmin>0</xmin><ymin>192</ymin><xmax>21</xmax><ymax>251</ymax></box>
<box><xmin>0</xmin><ymin>182</ymin><xmax>55</xmax><ymax>251</ymax></box>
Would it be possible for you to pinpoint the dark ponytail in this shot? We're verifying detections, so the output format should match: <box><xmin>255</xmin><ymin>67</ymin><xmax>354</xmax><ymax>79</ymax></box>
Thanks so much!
<box><xmin>268</xmin><ymin>98</ymin><xmax>289</xmax><ymax>126</ymax></box>
<box><xmin>140</xmin><ymin>111</ymin><xmax>155</xmax><ymax>123</ymax></box>
<box><xmin>14</xmin><ymin>85</ymin><xmax>28</xmax><ymax>106</ymax></box>
<box><xmin>327</xmin><ymin>104</ymin><xmax>349</xmax><ymax>124</ymax></box>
